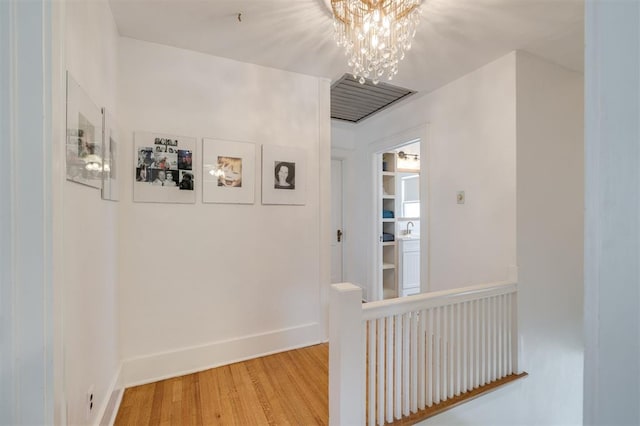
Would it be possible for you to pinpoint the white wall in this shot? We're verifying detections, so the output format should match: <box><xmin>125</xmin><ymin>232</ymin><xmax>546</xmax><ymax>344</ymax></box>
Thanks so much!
<box><xmin>343</xmin><ymin>53</ymin><xmax>517</xmax><ymax>299</ymax></box>
<box><xmin>584</xmin><ymin>2</ymin><xmax>640</xmax><ymax>424</ymax></box>
<box><xmin>62</xmin><ymin>1</ymin><xmax>121</xmax><ymax>424</ymax></box>
<box><xmin>117</xmin><ymin>38</ymin><xmax>329</xmax><ymax>385</ymax></box>
<box><xmin>418</xmin><ymin>52</ymin><xmax>584</xmax><ymax>425</ymax></box>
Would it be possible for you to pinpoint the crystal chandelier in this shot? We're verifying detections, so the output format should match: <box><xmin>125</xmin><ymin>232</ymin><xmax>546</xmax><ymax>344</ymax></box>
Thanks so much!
<box><xmin>331</xmin><ymin>0</ymin><xmax>422</xmax><ymax>84</ymax></box>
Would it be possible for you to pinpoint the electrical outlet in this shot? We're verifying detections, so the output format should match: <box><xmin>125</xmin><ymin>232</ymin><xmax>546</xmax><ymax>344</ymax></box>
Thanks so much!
<box><xmin>86</xmin><ymin>385</ymin><xmax>95</xmax><ymax>420</ymax></box>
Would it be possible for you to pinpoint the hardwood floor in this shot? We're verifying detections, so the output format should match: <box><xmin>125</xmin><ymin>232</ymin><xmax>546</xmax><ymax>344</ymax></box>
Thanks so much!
<box><xmin>114</xmin><ymin>344</ymin><xmax>329</xmax><ymax>426</ymax></box>
<box><xmin>114</xmin><ymin>342</ymin><xmax>526</xmax><ymax>425</ymax></box>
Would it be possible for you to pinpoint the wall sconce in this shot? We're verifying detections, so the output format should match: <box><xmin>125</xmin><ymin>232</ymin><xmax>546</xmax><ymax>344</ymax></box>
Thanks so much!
<box><xmin>398</xmin><ymin>151</ymin><xmax>419</xmax><ymax>161</ymax></box>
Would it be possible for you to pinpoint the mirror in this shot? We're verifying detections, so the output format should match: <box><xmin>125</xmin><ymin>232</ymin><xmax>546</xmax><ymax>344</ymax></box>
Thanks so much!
<box><xmin>399</xmin><ymin>172</ymin><xmax>419</xmax><ymax>218</ymax></box>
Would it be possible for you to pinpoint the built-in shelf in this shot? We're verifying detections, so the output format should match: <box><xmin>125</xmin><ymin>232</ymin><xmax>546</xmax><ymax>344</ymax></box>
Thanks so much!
<box><xmin>382</xmin><ymin>195</ymin><xmax>396</xmax><ymax>199</ymax></box>
<box><xmin>382</xmin><ymin>263</ymin><xmax>395</xmax><ymax>270</ymax></box>
<box><xmin>382</xmin><ymin>171</ymin><xmax>395</xmax><ymax>176</ymax></box>
<box><xmin>382</xmin><ymin>241</ymin><xmax>396</xmax><ymax>246</ymax></box>
<box><xmin>397</xmin><ymin>216</ymin><xmax>419</xmax><ymax>221</ymax></box>
<box><xmin>382</xmin><ymin>218</ymin><xmax>395</xmax><ymax>222</ymax></box>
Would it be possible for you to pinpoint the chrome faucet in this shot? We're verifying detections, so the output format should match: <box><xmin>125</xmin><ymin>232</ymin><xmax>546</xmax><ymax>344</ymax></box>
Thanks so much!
<box><xmin>406</xmin><ymin>221</ymin><xmax>414</xmax><ymax>235</ymax></box>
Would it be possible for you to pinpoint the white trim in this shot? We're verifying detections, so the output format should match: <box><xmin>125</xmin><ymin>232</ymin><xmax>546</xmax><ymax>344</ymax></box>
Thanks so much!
<box><xmin>319</xmin><ymin>78</ymin><xmax>332</xmax><ymax>341</ymax></box>
<box><xmin>120</xmin><ymin>322</ymin><xmax>321</xmax><ymax>387</ymax></box>
<box><xmin>97</xmin><ymin>364</ymin><xmax>123</xmax><ymax>426</ymax></box>
<box><xmin>51</xmin><ymin>0</ymin><xmax>67</xmax><ymax>423</ymax></box>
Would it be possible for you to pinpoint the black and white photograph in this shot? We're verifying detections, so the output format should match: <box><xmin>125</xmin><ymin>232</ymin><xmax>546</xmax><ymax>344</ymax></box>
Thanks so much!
<box><xmin>179</xmin><ymin>171</ymin><xmax>194</xmax><ymax>190</ymax></box>
<box><xmin>133</xmin><ymin>131</ymin><xmax>196</xmax><ymax>203</ymax></box>
<box><xmin>154</xmin><ymin>137</ymin><xmax>178</xmax><ymax>153</ymax></box>
<box><xmin>150</xmin><ymin>169</ymin><xmax>178</xmax><ymax>187</ymax></box>
<box><xmin>262</xmin><ymin>145</ymin><xmax>306</xmax><ymax>205</ymax></box>
<box><xmin>137</xmin><ymin>147</ymin><xmax>154</xmax><ymax>168</ymax></box>
<box><xmin>136</xmin><ymin>165</ymin><xmax>149</xmax><ymax>182</ymax></box>
<box><xmin>202</xmin><ymin>138</ymin><xmax>256</xmax><ymax>204</ymax></box>
<box><xmin>274</xmin><ymin>161</ymin><xmax>295</xmax><ymax>190</ymax></box>
<box><xmin>66</xmin><ymin>72</ymin><xmax>104</xmax><ymax>189</ymax></box>
<box><xmin>217</xmin><ymin>156</ymin><xmax>243</xmax><ymax>187</ymax></box>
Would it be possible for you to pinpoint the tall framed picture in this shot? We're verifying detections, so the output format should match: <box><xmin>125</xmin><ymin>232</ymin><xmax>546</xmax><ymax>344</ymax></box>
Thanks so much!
<box><xmin>202</xmin><ymin>138</ymin><xmax>256</xmax><ymax>204</ymax></box>
<box><xmin>261</xmin><ymin>145</ymin><xmax>306</xmax><ymax>205</ymax></box>
<box><xmin>66</xmin><ymin>72</ymin><xmax>103</xmax><ymax>189</ymax></box>
<box><xmin>101</xmin><ymin>108</ymin><xmax>119</xmax><ymax>201</ymax></box>
<box><xmin>133</xmin><ymin>131</ymin><xmax>196</xmax><ymax>203</ymax></box>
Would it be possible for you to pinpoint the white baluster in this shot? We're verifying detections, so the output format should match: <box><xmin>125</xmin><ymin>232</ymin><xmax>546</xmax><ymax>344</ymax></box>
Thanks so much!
<box><xmin>447</xmin><ymin>304</ymin><xmax>457</xmax><ymax>398</ymax></box>
<box><xmin>455</xmin><ymin>302</ymin><xmax>462</xmax><ymax>396</ymax></box>
<box><xmin>489</xmin><ymin>296</ymin><xmax>496</xmax><ymax>383</ymax></box>
<box><xmin>402</xmin><ymin>313</ymin><xmax>410</xmax><ymax>416</ymax></box>
<box><xmin>394</xmin><ymin>313</ymin><xmax>402</xmax><ymax>420</ymax></box>
<box><xmin>385</xmin><ymin>316</ymin><xmax>393</xmax><ymax>424</ymax></box>
<box><xmin>368</xmin><ymin>320</ymin><xmax>376</xmax><ymax>426</ymax></box>
<box><xmin>433</xmin><ymin>306</ymin><xmax>440</xmax><ymax>404</ymax></box>
<box><xmin>377</xmin><ymin>318</ymin><xmax>384</xmax><ymax>426</ymax></box>
<box><xmin>471</xmin><ymin>299</ymin><xmax>476</xmax><ymax>390</ymax></box>
<box><xmin>497</xmin><ymin>294</ymin><xmax>503</xmax><ymax>379</ymax></box>
<box><xmin>418</xmin><ymin>309</ymin><xmax>426</xmax><ymax>410</ymax></box>
<box><xmin>480</xmin><ymin>298</ymin><xmax>488</xmax><ymax>386</ymax></box>
<box><xmin>507</xmin><ymin>293</ymin><xmax>512</xmax><ymax>375</ymax></box>
<box><xmin>462</xmin><ymin>301</ymin><xmax>468</xmax><ymax>394</ymax></box>
<box><xmin>511</xmin><ymin>292</ymin><xmax>520</xmax><ymax>374</ymax></box>
<box><xmin>426</xmin><ymin>308</ymin><xmax>433</xmax><ymax>407</ymax></box>
<box><xmin>411</xmin><ymin>311</ymin><xmax>418</xmax><ymax>412</ymax></box>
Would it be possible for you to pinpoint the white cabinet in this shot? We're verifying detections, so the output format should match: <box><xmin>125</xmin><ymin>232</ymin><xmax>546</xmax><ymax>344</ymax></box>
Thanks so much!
<box><xmin>399</xmin><ymin>239</ymin><xmax>420</xmax><ymax>297</ymax></box>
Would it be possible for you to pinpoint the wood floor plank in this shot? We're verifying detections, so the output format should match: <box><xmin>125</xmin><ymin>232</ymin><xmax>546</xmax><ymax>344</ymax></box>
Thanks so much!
<box><xmin>114</xmin><ymin>345</ymin><xmax>330</xmax><ymax>425</ymax></box>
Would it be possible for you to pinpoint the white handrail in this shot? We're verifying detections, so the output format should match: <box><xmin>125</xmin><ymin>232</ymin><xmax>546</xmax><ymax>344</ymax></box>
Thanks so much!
<box><xmin>362</xmin><ymin>281</ymin><xmax>517</xmax><ymax>320</ymax></box>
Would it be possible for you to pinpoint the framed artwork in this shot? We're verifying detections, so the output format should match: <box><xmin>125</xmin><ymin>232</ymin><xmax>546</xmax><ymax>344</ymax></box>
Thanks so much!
<box><xmin>66</xmin><ymin>72</ymin><xmax>103</xmax><ymax>189</ymax></box>
<box><xmin>133</xmin><ymin>131</ymin><xmax>196</xmax><ymax>203</ymax></box>
<box><xmin>202</xmin><ymin>138</ymin><xmax>256</xmax><ymax>204</ymax></box>
<box><xmin>101</xmin><ymin>108</ymin><xmax>119</xmax><ymax>201</ymax></box>
<box><xmin>261</xmin><ymin>145</ymin><xmax>306</xmax><ymax>205</ymax></box>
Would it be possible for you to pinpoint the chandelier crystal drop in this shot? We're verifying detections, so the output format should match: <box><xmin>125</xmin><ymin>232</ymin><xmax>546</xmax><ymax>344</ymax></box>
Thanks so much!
<box><xmin>331</xmin><ymin>0</ymin><xmax>422</xmax><ymax>84</ymax></box>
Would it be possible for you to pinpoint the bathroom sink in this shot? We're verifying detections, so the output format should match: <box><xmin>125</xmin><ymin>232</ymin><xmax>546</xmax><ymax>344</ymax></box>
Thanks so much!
<box><xmin>399</xmin><ymin>234</ymin><xmax>420</xmax><ymax>240</ymax></box>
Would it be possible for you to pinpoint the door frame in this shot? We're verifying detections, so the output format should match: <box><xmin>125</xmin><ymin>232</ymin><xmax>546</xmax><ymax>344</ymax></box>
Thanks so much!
<box><xmin>367</xmin><ymin>124</ymin><xmax>430</xmax><ymax>301</ymax></box>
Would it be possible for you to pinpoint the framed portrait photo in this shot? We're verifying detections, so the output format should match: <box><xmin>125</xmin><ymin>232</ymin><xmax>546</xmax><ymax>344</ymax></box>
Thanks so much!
<box><xmin>133</xmin><ymin>131</ymin><xmax>196</xmax><ymax>203</ymax></box>
<box><xmin>202</xmin><ymin>138</ymin><xmax>256</xmax><ymax>204</ymax></box>
<box><xmin>65</xmin><ymin>72</ymin><xmax>103</xmax><ymax>189</ymax></box>
<box><xmin>101</xmin><ymin>108</ymin><xmax>119</xmax><ymax>201</ymax></box>
<box><xmin>261</xmin><ymin>145</ymin><xmax>306</xmax><ymax>205</ymax></box>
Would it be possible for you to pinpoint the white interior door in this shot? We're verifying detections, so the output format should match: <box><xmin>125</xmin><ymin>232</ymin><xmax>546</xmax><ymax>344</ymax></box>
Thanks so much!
<box><xmin>331</xmin><ymin>159</ymin><xmax>344</xmax><ymax>283</ymax></box>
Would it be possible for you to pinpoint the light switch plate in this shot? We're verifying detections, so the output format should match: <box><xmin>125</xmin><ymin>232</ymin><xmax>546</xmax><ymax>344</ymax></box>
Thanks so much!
<box><xmin>457</xmin><ymin>191</ymin><xmax>465</xmax><ymax>204</ymax></box>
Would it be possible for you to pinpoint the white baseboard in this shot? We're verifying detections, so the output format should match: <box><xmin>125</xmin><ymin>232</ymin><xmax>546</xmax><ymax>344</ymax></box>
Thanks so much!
<box><xmin>97</xmin><ymin>364</ymin><xmax>123</xmax><ymax>426</ymax></box>
<box><xmin>120</xmin><ymin>322</ymin><xmax>321</xmax><ymax>388</ymax></box>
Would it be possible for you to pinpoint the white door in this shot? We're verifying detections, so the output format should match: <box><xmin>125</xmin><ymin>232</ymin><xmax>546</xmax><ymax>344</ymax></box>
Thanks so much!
<box><xmin>331</xmin><ymin>159</ymin><xmax>344</xmax><ymax>283</ymax></box>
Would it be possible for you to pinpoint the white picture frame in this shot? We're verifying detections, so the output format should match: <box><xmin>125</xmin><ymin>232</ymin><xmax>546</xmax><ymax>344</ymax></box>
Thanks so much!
<box><xmin>101</xmin><ymin>108</ymin><xmax>119</xmax><ymax>201</ymax></box>
<box><xmin>202</xmin><ymin>138</ymin><xmax>256</xmax><ymax>204</ymax></box>
<box><xmin>65</xmin><ymin>72</ymin><xmax>103</xmax><ymax>189</ymax></box>
<box><xmin>261</xmin><ymin>145</ymin><xmax>306</xmax><ymax>205</ymax></box>
<box><xmin>133</xmin><ymin>131</ymin><xmax>196</xmax><ymax>204</ymax></box>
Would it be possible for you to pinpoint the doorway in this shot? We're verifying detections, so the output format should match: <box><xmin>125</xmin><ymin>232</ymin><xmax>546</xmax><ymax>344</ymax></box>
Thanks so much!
<box><xmin>331</xmin><ymin>159</ymin><xmax>344</xmax><ymax>283</ymax></box>
<box><xmin>375</xmin><ymin>140</ymin><xmax>422</xmax><ymax>300</ymax></box>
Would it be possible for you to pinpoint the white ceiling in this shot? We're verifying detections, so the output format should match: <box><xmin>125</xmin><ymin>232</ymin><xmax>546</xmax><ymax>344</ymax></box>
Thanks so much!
<box><xmin>109</xmin><ymin>0</ymin><xmax>584</xmax><ymax>93</ymax></box>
